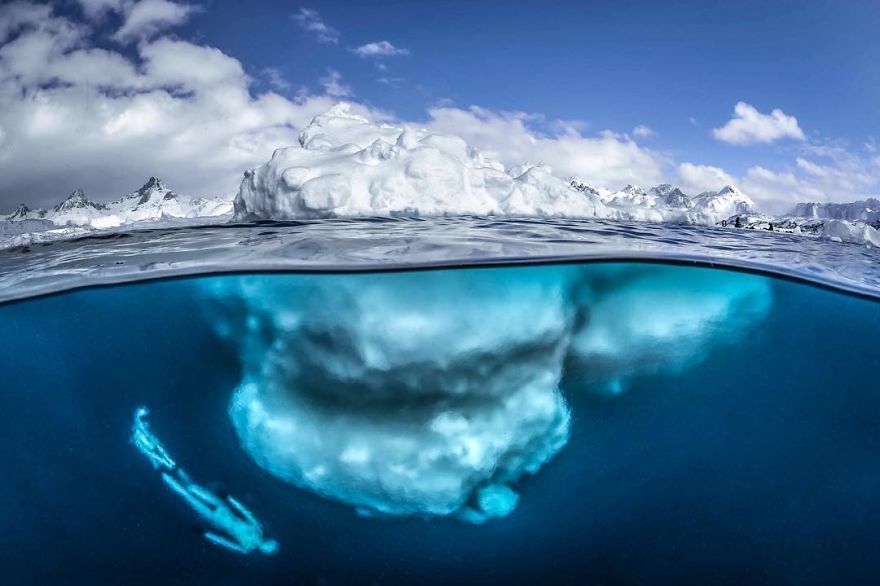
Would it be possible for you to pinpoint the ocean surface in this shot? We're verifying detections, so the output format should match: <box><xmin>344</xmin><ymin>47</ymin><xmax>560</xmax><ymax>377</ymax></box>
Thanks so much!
<box><xmin>1</xmin><ymin>218</ymin><xmax>879</xmax><ymax>585</ymax></box>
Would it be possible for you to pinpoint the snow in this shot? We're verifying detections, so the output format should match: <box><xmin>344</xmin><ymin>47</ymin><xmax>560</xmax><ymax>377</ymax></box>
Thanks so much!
<box><xmin>235</xmin><ymin>104</ymin><xmax>609</xmax><ymax>220</ymax></box>
<box><xmin>234</xmin><ymin>104</ymin><xmax>772</xmax><ymax>227</ymax></box>
<box><xmin>200</xmin><ymin>264</ymin><xmax>771</xmax><ymax>522</ymax></box>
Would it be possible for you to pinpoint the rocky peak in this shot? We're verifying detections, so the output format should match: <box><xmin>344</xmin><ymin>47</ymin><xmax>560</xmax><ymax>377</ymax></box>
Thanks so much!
<box><xmin>8</xmin><ymin>203</ymin><xmax>30</xmax><ymax>220</ymax></box>
<box><xmin>133</xmin><ymin>177</ymin><xmax>174</xmax><ymax>205</ymax></box>
<box><xmin>568</xmin><ymin>178</ymin><xmax>600</xmax><ymax>197</ymax></box>
<box><xmin>53</xmin><ymin>188</ymin><xmax>105</xmax><ymax>213</ymax></box>
<box><xmin>649</xmin><ymin>184</ymin><xmax>692</xmax><ymax>209</ymax></box>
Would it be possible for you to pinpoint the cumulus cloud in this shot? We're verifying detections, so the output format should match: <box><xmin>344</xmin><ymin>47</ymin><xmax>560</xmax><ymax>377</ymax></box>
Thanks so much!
<box><xmin>352</xmin><ymin>41</ymin><xmax>409</xmax><ymax>58</ymax></box>
<box><xmin>77</xmin><ymin>0</ymin><xmax>126</xmax><ymax>19</ymax></box>
<box><xmin>423</xmin><ymin>105</ymin><xmax>670</xmax><ymax>191</ymax></box>
<box><xmin>112</xmin><ymin>0</ymin><xmax>197</xmax><ymax>43</ymax></box>
<box><xmin>677</xmin><ymin>162</ymin><xmax>737</xmax><ymax>194</ymax></box>
<box><xmin>1</xmin><ymin>2</ymin><xmax>53</xmax><ymax>41</ymax></box>
<box><xmin>712</xmin><ymin>101</ymin><xmax>805</xmax><ymax>146</ymax></box>
<box><xmin>0</xmin><ymin>2</ymin><xmax>381</xmax><ymax>207</ymax></box>
<box><xmin>292</xmin><ymin>7</ymin><xmax>339</xmax><ymax>45</ymax></box>
<box><xmin>741</xmin><ymin>146</ymin><xmax>879</xmax><ymax>212</ymax></box>
<box><xmin>632</xmin><ymin>124</ymin><xmax>655</xmax><ymax>139</ymax></box>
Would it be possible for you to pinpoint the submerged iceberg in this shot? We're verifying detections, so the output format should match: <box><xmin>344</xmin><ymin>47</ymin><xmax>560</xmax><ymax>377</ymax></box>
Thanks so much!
<box><xmin>204</xmin><ymin>269</ymin><xmax>577</xmax><ymax>523</ymax></box>
<box><xmin>201</xmin><ymin>264</ymin><xmax>772</xmax><ymax>522</ymax></box>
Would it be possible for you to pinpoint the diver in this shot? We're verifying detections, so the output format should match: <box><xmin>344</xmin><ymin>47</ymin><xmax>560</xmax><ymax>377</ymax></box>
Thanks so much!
<box><xmin>131</xmin><ymin>407</ymin><xmax>176</xmax><ymax>472</ymax></box>
<box><xmin>161</xmin><ymin>469</ymin><xmax>279</xmax><ymax>555</ymax></box>
<box><xmin>131</xmin><ymin>406</ymin><xmax>279</xmax><ymax>555</ymax></box>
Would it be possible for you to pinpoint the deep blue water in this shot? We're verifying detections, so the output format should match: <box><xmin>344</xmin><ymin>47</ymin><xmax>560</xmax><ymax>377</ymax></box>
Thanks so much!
<box><xmin>0</xmin><ymin>262</ymin><xmax>879</xmax><ymax>585</ymax></box>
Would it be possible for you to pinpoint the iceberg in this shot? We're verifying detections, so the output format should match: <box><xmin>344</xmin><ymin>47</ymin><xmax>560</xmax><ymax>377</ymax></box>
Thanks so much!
<box><xmin>200</xmin><ymin>264</ymin><xmax>772</xmax><ymax>522</ymax></box>
<box><xmin>820</xmin><ymin>219</ymin><xmax>880</xmax><ymax>248</ymax></box>
<box><xmin>233</xmin><ymin>104</ymin><xmax>761</xmax><ymax>225</ymax></box>
<box><xmin>234</xmin><ymin>104</ymin><xmax>609</xmax><ymax>220</ymax></box>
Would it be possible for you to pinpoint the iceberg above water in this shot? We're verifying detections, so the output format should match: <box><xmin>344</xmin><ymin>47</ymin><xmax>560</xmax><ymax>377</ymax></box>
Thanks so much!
<box><xmin>231</xmin><ymin>104</ymin><xmax>879</xmax><ymax>247</ymax></box>
<box><xmin>234</xmin><ymin>104</ymin><xmax>754</xmax><ymax>225</ymax></box>
<box><xmin>201</xmin><ymin>265</ymin><xmax>772</xmax><ymax>522</ymax></box>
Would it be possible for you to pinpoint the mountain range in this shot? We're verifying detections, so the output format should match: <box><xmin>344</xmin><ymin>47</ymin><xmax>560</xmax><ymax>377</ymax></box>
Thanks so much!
<box><xmin>3</xmin><ymin>177</ymin><xmax>232</xmax><ymax>229</ymax></box>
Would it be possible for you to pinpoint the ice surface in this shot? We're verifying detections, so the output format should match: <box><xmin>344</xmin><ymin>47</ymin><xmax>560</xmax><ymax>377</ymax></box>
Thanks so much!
<box><xmin>821</xmin><ymin>219</ymin><xmax>880</xmax><ymax>248</ymax></box>
<box><xmin>234</xmin><ymin>104</ymin><xmax>749</xmax><ymax>225</ymax></box>
<box><xmin>200</xmin><ymin>265</ymin><xmax>772</xmax><ymax>522</ymax></box>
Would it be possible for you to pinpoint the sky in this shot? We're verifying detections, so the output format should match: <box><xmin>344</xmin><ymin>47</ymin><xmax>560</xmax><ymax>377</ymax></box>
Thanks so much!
<box><xmin>0</xmin><ymin>0</ymin><xmax>878</xmax><ymax>213</ymax></box>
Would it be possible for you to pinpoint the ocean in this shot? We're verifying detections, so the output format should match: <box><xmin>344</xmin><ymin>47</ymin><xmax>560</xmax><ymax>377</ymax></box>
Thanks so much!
<box><xmin>0</xmin><ymin>220</ymin><xmax>879</xmax><ymax>585</ymax></box>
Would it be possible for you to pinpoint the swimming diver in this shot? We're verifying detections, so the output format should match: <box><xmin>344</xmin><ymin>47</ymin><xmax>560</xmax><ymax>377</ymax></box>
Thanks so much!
<box><xmin>131</xmin><ymin>407</ymin><xmax>176</xmax><ymax>472</ymax></box>
<box><xmin>130</xmin><ymin>406</ymin><xmax>279</xmax><ymax>555</ymax></box>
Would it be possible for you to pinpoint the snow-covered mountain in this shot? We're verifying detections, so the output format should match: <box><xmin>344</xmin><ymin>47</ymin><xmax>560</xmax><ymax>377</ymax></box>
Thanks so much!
<box><xmin>650</xmin><ymin>184</ymin><xmax>692</xmax><ymax>209</ymax></box>
<box><xmin>2</xmin><ymin>178</ymin><xmax>233</xmax><ymax>230</ymax></box>
<box><xmin>692</xmin><ymin>185</ymin><xmax>758</xmax><ymax>218</ymax></box>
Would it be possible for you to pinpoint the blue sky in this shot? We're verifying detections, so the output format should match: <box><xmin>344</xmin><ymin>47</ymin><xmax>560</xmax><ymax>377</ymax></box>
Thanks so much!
<box><xmin>1</xmin><ymin>0</ymin><xmax>878</xmax><ymax>211</ymax></box>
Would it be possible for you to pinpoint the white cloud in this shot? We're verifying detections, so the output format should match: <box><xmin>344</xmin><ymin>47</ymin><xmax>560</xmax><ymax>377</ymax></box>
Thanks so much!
<box><xmin>77</xmin><ymin>0</ymin><xmax>127</xmax><ymax>19</ymax></box>
<box><xmin>319</xmin><ymin>69</ymin><xmax>352</xmax><ymax>98</ymax></box>
<box><xmin>740</xmin><ymin>144</ymin><xmax>879</xmax><ymax>212</ymax></box>
<box><xmin>292</xmin><ymin>8</ymin><xmax>339</xmax><ymax>45</ymax></box>
<box><xmin>677</xmin><ymin>162</ymin><xmax>737</xmax><ymax>194</ymax></box>
<box><xmin>688</xmin><ymin>117</ymin><xmax>698</xmax><ymax>126</ymax></box>
<box><xmin>713</xmin><ymin>101</ymin><xmax>805</xmax><ymax>146</ymax></box>
<box><xmin>423</xmin><ymin>106</ymin><xmax>669</xmax><ymax>190</ymax></box>
<box><xmin>262</xmin><ymin>67</ymin><xmax>291</xmax><ymax>91</ymax></box>
<box><xmin>632</xmin><ymin>124</ymin><xmax>655</xmax><ymax>139</ymax></box>
<box><xmin>352</xmin><ymin>40</ymin><xmax>409</xmax><ymax>58</ymax></box>
<box><xmin>112</xmin><ymin>0</ymin><xmax>197</xmax><ymax>43</ymax></box>
<box><xmin>1</xmin><ymin>2</ymin><xmax>53</xmax><ymax>42</ymax></box>
<box><xmin>0</xmin><ymin>3</ymin><xmax>383</xmax><ymax>207</ymax></box>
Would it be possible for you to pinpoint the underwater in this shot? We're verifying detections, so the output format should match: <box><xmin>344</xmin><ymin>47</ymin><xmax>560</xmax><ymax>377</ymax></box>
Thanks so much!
<box><xmin>1</xmin><ymin>219</ymin><xmax>879</xmax><ymax>585</ymax></box>
<box><xmin>3</xmin><ymin>2</ymin><xmax>880</xmax><ymax>582</ymax></box>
